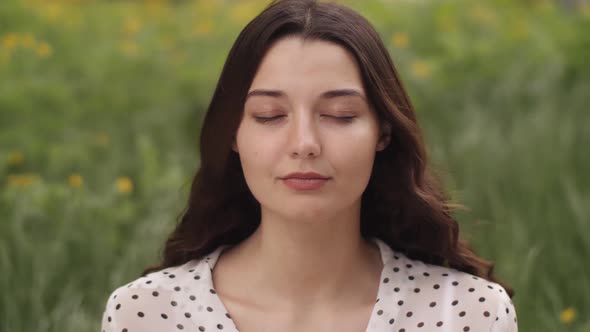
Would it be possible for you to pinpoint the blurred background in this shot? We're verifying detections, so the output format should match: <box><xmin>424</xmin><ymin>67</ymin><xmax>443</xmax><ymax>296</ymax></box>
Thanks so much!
<box><xmin>1</xmin><ymin>0</ymin><xmax>588</xmax><ymax>331</ymax></box>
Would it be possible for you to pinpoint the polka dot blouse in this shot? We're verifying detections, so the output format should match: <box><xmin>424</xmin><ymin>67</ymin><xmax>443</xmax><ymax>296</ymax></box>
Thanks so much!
<box><xmin>101</xmin><ymin>238</ymin><xmax>518</xmax><ymax>332</ymax></box>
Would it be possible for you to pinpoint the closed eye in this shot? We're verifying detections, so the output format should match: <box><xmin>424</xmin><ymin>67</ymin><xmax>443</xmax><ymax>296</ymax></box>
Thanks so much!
<box><xmin>324</xmin><ymin>115</ymin><xmax>356</xmax><ymax>123</ymax></box>
<box><xmin>253</xmin><ymin>115</ymin><xmax>356</xmax><ymax>124</ymax></box>
<box><xmin>254</xmin><ymin>115</ymin><xmax>286</xmax><ymax>123</ymax></box>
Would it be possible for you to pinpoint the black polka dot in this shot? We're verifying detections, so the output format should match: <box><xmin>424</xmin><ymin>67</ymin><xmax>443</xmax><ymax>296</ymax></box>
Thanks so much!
<box><xmin>122</xmin><ymin>329</ymin><xmax>127</xmax><ymax>332</ymax></box>
<box><xmin>103</xmin><ymin>240</ymin><xmax>515</xmax><ymax>332</ymax></box>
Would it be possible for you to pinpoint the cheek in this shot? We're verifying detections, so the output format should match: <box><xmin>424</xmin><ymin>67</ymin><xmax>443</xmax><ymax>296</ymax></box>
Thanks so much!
<box><xmin>327</xmin><ymin>125</ymin><xmax>379</xmax><ymax>174</ymax></box>
<box><xmin>235</xmin><ymin>125</ymin><xmax>280</xmax><ymax>184</ymax></box>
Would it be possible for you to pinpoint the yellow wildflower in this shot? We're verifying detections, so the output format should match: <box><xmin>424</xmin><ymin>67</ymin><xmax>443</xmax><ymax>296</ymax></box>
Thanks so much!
<box><xmin>21</xmin><ymin>33</ymin><xmax>36</xmax><ymax>49</ymax></box>
<box><xmin>229</xmin><ymin>2</ymin><xmax>260</xmax><ymax>25</ymax></box>
<box><xmin>560</xmin><ymin>307</ymin><xmax>576</xmax><ymax>324</ymax></box>
<box><xmin>120</xmin><ymin>41</ymin><xmax>139</xmax><ymax>57</ymax></box>
<box><xmin>68</xmin><ymin>174</ymin><xmax>83</xmax><ymax>188</ymax></box>
<box><xmin>7</xmin><ymin>150</ymin><xmax>24</xmax><ymax>166</ymax></box>
<box><xmin>36</xmin><ymin>41</ymin><xmax>53</xmax><ymax>58</ymax></box>
<box><xmin>197</xmin><ymin>0</ymin><xmax>221</xmax><ymax>15</ymax></box>
<box><xmin>192</xmin><ymin>20</ymin><xmax>214</xmax><ymax>37</ymax></box>
<box><xmin>7</xmin><ymin>173</ymin><xmax>41</xmax><ymax>188</ymax></box>
<box><xmin>437</xmin><ymin>14</ymin><xmax>456</xmax><ymax>32</ymax></box>
<box><xmin>116</xmin><ymin>176</ymin><xmax>133</xmax><ymax>194</ymax></box>
<box><xmin>94</xmin><ymin>132</ymin><xmax>110</xmax><ymax>146</ymax></box>
<box><xmin>123</xmin><ymin>17</ymin><xmax>142</xmax><ymax>36</ymax></box>
<box><xmin>510</xmin><ymin>21</ymin><xmax>530</xmax><ymax>40</ymax></box>
<box><xmin>411</xmin><ymin>60</ymin><xmax>431</xmax><ymax>79</ymax></box>
<box><xmin>1</xmin><ymin>33</ymin><xmax>18</xmax><ymax>50</ymax></box>
<box><xmin>44</xmin><ymin>3</ymin><xmax>63</xmax><ymax>22</ymax></box>
<box><xmin>391</xmin><ymin>32</ymin><xmax>409</xmax><ymax>49</ymax></box>
<box><xmin>469</xmin><ymin>5</ymin><xmax>496</xmax><ymax>25</ymax></box>
<box><xmin>534</xmin><ymin>0</ymin><xmax>555</xmax><ymax>13</ymax></box>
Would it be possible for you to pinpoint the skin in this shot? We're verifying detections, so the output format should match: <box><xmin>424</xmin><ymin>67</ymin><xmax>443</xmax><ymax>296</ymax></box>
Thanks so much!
<box><xmin>213</xmin><ymin>36</ymin><xmax>391</xmax><ymax>331</ymax></box>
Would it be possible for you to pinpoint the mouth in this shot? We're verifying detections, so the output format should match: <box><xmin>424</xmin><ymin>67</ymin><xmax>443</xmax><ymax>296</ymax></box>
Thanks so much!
<box><xmin>280</xmin><ymin>172</ymin><xmax>330</xmax><ymax>180</ymax></box>
<box><xmin>281</xmin><ymin>177</ymin><xmax>330</xmax><ymax>191</ymax></box>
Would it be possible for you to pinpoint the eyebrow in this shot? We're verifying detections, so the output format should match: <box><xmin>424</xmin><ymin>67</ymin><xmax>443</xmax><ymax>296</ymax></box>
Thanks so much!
<box><xmin>246</xmin><ymin>88</ymin><xmax>367</xmax><ymax>102</ymax></box>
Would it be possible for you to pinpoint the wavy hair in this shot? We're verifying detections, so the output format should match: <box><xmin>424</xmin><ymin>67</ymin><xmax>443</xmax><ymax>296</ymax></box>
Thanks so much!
<box><xmin>143</xmin><ymin>0</ymin><xmax>513</xmax><ymax>297</ymax></box>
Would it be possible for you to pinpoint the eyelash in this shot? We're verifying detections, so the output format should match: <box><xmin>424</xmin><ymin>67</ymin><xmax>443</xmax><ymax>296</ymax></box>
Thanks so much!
<box><xmin>254</xmin><ymin>115</ymin><xmax>356</xmax><ymax>124</ymax></box>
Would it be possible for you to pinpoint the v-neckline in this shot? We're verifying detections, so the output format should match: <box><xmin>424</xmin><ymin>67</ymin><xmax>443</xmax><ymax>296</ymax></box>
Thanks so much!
<box><xmin>203</xmin><ymin>237</ymin><xmax>394</xmax><ymax>332</ymax></box>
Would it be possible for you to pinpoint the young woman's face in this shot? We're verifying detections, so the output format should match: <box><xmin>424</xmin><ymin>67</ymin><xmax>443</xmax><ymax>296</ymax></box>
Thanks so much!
<box><xmin>234</xmin><ymin>36</ymin><xmax>388</xmax><ymax>222</ymax></box>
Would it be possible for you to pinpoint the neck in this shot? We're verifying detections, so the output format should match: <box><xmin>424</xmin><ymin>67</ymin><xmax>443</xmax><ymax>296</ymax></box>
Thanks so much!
<box><xmin>215</xmin><ymin>206</ymin><xmax>384</xmax><ymax>311</ymax></box>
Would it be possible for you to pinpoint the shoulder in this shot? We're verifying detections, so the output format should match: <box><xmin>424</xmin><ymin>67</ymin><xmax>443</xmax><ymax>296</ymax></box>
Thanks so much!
<box><xmin>100</xmin><ymin>259</ymin><xmax>211</xmax><ymax>332</ymax></box>
<box><xmin>382</xmin><ymin>252</ymin><xmax>518</xmax><ymax>331</ymax></box>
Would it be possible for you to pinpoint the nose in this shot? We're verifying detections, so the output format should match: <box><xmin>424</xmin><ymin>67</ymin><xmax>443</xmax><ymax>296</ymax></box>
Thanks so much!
<box><xmin>288</xmin><ymin>111</ymin><xmax>321</xmax><ymax>159</ymax></box>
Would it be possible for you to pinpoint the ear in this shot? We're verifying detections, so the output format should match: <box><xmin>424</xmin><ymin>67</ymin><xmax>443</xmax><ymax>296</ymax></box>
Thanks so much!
<box><xmin>376</xmin><ymin>122</ymin><xmax>391</xmax><ymax>152</ymax></box>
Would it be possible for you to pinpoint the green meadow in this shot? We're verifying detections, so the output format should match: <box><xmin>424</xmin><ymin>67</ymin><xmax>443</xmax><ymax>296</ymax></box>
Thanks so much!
<box><xmin>1</xmin><ymin>0</ymin><xmax>588</xmax><ymax>331</ymax></box>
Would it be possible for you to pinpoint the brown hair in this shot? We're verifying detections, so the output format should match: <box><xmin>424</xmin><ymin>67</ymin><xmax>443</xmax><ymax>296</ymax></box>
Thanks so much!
<box><xmin>144</xmin><ymin>0</ymin><xmax>513</xmax><ymax>297</ymax></box>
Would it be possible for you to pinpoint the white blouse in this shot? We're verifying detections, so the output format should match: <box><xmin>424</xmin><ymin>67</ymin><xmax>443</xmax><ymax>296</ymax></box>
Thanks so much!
<box><xmin>101</xmin><ymin>238</ymin><xmax>518</xmax><ymax>332</ymax></box>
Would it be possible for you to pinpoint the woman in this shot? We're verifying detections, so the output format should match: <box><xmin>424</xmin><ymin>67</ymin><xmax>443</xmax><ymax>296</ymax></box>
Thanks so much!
<box><xmin>101</xmin><ymin>0</ymin><xmax>517</xmax><ymax>331</ymax></box>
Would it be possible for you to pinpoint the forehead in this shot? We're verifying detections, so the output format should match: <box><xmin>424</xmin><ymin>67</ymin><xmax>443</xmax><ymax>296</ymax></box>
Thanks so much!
<box><xmin>249</xmin><ymin>36</ymin><xmax>364</xmax><ymax>96</ymax></box>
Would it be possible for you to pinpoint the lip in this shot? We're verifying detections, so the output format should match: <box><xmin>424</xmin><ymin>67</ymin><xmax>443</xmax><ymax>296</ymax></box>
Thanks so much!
<box><xmin>281</xmin><ymin>172</ymin><xmax>330</xmax><ymax>180</ymax></box>
<box><xmin>280</xmin><ymin>172</ymin><xmax>331</xmax><ymax>191</ymax></box>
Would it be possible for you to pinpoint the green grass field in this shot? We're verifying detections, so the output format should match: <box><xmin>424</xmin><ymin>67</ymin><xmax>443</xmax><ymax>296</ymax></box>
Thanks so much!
<box><xmin>1</xmin><ymin>0</ymin><xmax>589</xmax><ymax>331</ymax></box>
